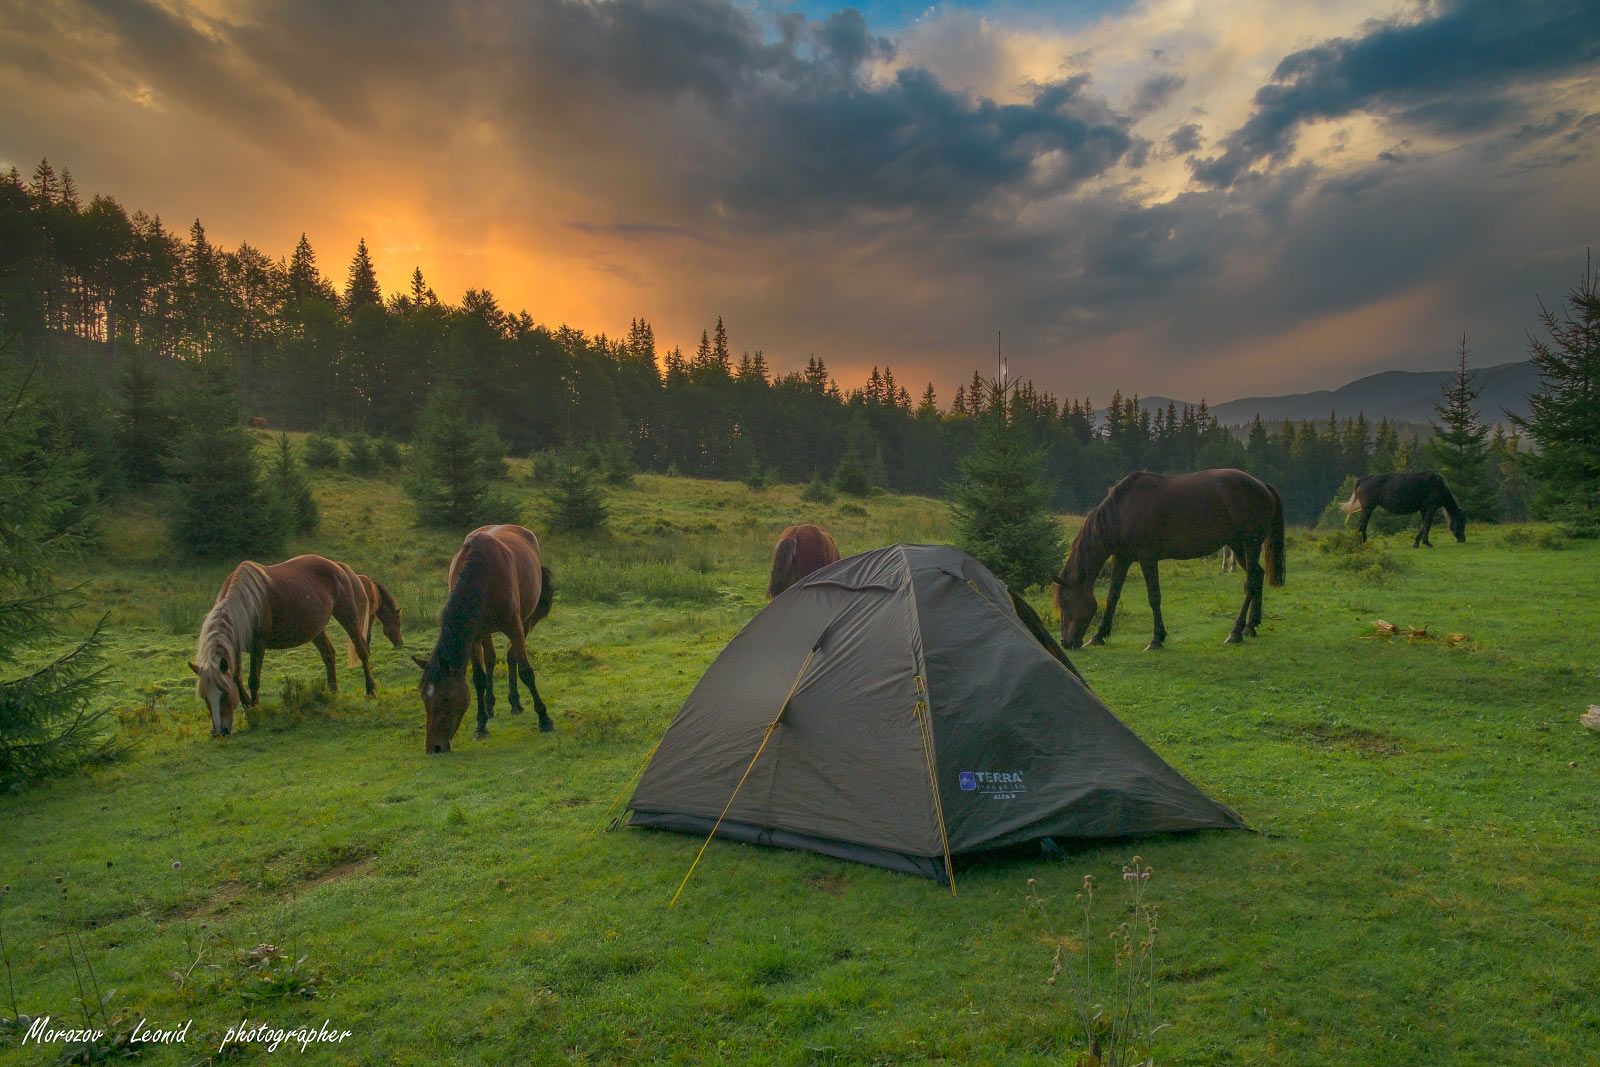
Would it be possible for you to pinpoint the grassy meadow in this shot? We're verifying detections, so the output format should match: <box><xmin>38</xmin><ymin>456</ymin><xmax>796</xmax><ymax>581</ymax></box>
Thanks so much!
<box><xmin>2</xmin><ymin>439</ymin><xmax>1598</xmax><ymax>1064</ymax></box>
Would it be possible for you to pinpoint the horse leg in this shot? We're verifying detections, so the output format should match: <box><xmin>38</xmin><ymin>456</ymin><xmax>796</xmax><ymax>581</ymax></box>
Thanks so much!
<box><xmin>1090</xmin><ymin>558</ymin><xmax>1130</xmax><ymax>645</ymax></box>
<box><xmin>1422</xmin><ymin>508</ymin><xmax>1437</xmax><ymax>547</ymax></box>
<box><xmin>505</xmin><ymin>632</ymin><xmax>524</xmax><ymax>716</ymax></box>
<box><xmin>332</xmin><ymin>601</ymin><xmax>377</xmax><ymax>698</ymax></box>
<box><xmin>472</xmin><ymin>640</ymin><xmax>492</xmax><ymax>740</ymax></box>
<box><xmin>1358</xmin><ymin>507</ymin><xmax>1373</xmax><ymax>542</ymax></box>
<box><xmin>509</xmin><ymin>628</ymin><xmax>553</xmax><ymax>733</ymax></box>
<box><xmin>1225</xmin><ymin>551</ymin><xmax>1255</xmax><ymax>645</ymax></box>
<box><xmin>1246</xmin><ymin>546</ymin><xmax>1265</xmax><ymax>636</ymax></box>
<box><xmin>247</xmin><ymin>642</ymin><xmax>263</xmax><ymax>706</ymax></box>
<box><xmin>311</xmin><ymin>631</ymin><xmax>338</xmax><ymax>692</ymax></box>
<box><xmin>1141</xmin><ymin>561</ymin><xmax>1166</xmax><ymax>651</ymax></box>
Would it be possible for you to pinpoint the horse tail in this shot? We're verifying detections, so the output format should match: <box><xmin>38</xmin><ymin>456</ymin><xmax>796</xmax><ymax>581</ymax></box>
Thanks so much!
<box><xmin>531</xmin><ymin>565</ymin><xmax>555</xmax><ymax>626</ymax></box>
<box><xmin>1265</xmin><ymin>484</ymin><xmax>1286</xmax><ymax>587</ymax></box>
<box><xmin>1338</xmin><ymin>485</ymin><xmax>1363</xmax><ymax>516</ymax></box>
<box><xmin>767</xmin><ymin>536</ymin><xmax>798</xmax><ymax>599</ymax></box>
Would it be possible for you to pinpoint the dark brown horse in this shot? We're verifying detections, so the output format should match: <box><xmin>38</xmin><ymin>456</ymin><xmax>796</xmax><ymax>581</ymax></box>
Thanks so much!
<box><xmin>413</xmin><ymin>525</ymin><xmax>554</xmax><ymax>753</ymax></box>
<box><xmin>1339</xmin><ymin>472</ymin><xmax>1465</xmax><ymax>547</ymax></box>
<box><xmin>190</xmin><ymin>555</ymin><xmax>382</xmax><ymax>736</ymax></box>
<box><xmin>767</xmin><ymin>523</ymin><xmax>841</xmax><ymax>598</ymax></box>
<box><xmin>1054</xmin><ymin>469</ymin><xmax>1286</xmax><ymax>650</ymax></box>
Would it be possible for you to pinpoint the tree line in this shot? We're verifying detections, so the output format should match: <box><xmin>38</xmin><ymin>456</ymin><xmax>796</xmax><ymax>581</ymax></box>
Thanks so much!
<box><xmin>1</xmin><ymin>158</ymin><xmax>1592</xmax><ymax>533</ymax></box>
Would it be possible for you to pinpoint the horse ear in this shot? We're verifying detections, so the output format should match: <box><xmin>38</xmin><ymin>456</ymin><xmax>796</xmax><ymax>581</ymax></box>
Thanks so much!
<box><xmin>411</xmin><ymin>654</ymin><xmax>429</xmax><ymax>670</ymax></box>
<box><xmin>187</xmin><ymin>660</ymin><xmax>201</xmax><ymax>676</ymax></box>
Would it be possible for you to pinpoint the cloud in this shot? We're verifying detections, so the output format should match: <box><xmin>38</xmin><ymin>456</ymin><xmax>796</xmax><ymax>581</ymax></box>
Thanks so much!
<box><xmin>1191</xmin><ymin>0</ymin><xmax>1600</xmax><ymax>187</ymax></box>
<box><xmin>1</xmin><ymin>0</ymin><xmax>1596</xmax><ymax>400</ymax></box>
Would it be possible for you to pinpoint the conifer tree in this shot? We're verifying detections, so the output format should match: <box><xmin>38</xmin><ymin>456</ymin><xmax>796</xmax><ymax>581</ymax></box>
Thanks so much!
<box><xmin>950</xmin><ymin>381</ymin><xmax>1066</xmax><ymax>591</ymax></box>
<box><xmin>1427</xmin><ymin>336</ymin><xmax>1498</xmax><ymax>520</ymax></box>
<box><xmin>268</xmin><ymin>434</ymin><xmax>319</xmax><ymax>534</ymax></box>
<box><xmin>1512</xmin><ymin>257</ymin><xmax>1600</xmax><ymax>533</ymax></box>
<box><xmin>344</xmin><ymin>238</ymin><xmax>382</xmax><ymax>311</ymax></box>
<box><xmin>405</xmin><ymin>384</ymin><xmax>507</xmax><ymax>526</ymax></box>
<box><xmin>168</xmin><ymin>362</ymin><xmax>288</xmax><ymax>557</ymax></box>
<box><xmin>541</xmin><ymin>461</ymin><xmax>608</xmax><ymax>533</ymax></box>
<box><xmin>0</xmin><ymin>357</ymin><xmax>119</xmax><ymax>789</ymax></box>
<box><xmin>114</xmin><ymin>348</ymin><xmax>176</xmax><ymax>486</ymax></box>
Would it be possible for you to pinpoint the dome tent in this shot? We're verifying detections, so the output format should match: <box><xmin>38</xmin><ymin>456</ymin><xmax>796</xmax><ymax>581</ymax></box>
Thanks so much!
<box><xmin>626</xmin><ymin>544</ymin><xmax>1244</xmax><ymax>888</ymax></box>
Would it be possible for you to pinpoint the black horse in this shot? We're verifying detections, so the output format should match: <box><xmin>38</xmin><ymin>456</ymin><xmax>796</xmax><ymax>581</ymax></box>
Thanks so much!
<box><xmin>1339</xmin><ymin>472</ymin><xmax>1466</xmax><ymax>547</ymax></box>
<box><xmin>1054</xmin><ymin>469</ymin><xmax>1286</xmax><ymax>650</ymax></box>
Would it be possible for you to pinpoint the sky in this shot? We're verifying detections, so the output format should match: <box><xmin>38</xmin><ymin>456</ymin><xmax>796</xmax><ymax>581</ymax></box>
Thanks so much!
<box><xmin>1</xmin><ymin>0</ymin><xmax>1597</xmax><ymax>402</ymax></box>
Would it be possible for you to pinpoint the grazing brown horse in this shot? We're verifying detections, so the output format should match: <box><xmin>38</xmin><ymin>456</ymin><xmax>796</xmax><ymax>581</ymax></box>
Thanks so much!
<box><xmin>767</xmin><ymin>524</ymin><xmax>841</xmax><ymax>598</ymax></box>
<box><xmin>1054</xmin><ymin>469</ymin><xmax>1286</xmax><ymax>651</ymax></box>
<box><xmin>413</xmin><ymin>525</ymin><xmax>554</xmax><ymax>753</ymax></box>
<box><xmin>356</xmin><ymin>573</ymin><xmax>405</xmax><ymax>652</ymax></box>
<box><xmin>190</xmin><ymin>555</ymin><xmax>381</xmax><ymax>736</ymax></box>
<box><xmin>1339</xmin><ymin>472</ymin><xmax>1466</xmax><ymax>547</ymax></box>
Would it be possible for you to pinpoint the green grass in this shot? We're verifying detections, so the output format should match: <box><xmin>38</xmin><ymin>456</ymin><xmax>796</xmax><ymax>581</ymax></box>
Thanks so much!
<box><xmin>2</xmin><ymin>450</ymin><xmax>1598</xmax><ymax>1064</ymax></box>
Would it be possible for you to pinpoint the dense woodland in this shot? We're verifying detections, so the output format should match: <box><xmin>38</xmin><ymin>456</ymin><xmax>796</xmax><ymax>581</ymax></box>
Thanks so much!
<box><xmin>0</xmin><ymin>161</ymin><xmax>1544</xmax><ymax>525</ymax></box>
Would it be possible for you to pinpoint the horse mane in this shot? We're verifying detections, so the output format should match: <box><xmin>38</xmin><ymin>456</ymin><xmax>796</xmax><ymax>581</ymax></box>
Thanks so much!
<box><xmin>195</xmin><ymin>561</ymin><xmax>269</xmax><ymax>683</ymax></box>
<box><xmin>370</xmin><ymin>577</ymin><xmax>398</xmax><ymax>614</ymax></box>
<box><xmin>1063</xmin><ymin>474</ymin><xmax>1134</xmax><ymax>586</ymax></box>
<box><xmin>430</xmin><ymin>548</ymin><xmax>489</xmax><ymax>677</ymax></box>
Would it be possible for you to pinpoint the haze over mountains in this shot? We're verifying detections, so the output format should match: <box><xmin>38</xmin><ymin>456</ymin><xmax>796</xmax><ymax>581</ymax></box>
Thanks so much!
<box><xmin>1141</xmin><ymin>361</ymin><xmax>1538</xmax><ymax>428</ymax></box>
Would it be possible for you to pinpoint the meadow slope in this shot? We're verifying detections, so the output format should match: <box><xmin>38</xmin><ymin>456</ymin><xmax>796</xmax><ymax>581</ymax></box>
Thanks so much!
<box><xmin>2</xmin><ymin>449</ymin><xmax>1597</xmax><ymax>1065</ymax></box>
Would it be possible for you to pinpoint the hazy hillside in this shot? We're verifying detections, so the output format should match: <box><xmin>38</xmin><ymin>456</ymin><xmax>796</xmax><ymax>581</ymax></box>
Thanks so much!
<box><xmin>1142</xmin><ymin>360</ymin><xmax>1538</xmax><ymax>427</ymax></box>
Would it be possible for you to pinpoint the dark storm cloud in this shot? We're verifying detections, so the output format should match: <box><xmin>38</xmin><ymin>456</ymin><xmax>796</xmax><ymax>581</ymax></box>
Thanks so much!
<box><xmin>1192</xmin><ymin>0</ymin><xmax>1600</xmax><ymax>187</ymax></box>
<box><xmin>1167</xmin><ymin>122</ymin><xmax>1203</xmax><ymax>154</ymax></box>
<box><xmin>3</xmin><ymin>0</ymin><xmax>1596</xmax><ymax>397</ymax></box>
<box><xmin>1131</xmin><ymin>72</ymin><xmax>1185</xmax><ymax>116</ymax></box>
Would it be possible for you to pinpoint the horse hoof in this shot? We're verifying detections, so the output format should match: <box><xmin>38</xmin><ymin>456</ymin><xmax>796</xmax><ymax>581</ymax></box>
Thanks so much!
<box><xmin>1223</xmin><ymin>633</ymin><xmax>1243</xmax><ymax>645</ymax></box>
<box><xmin>538</xmin><ymin>717</ymin><xmax>555</xmax><ymax>734</ymax></box>
<box><xmin>1144</xmin><ymin>641</ymin><xmax>1164</xmax><ymax>652</ymax></box>
<box><xmin>509</xmin><ymin>705</ymin><xmax>524</xmax><ymax>716</ymax></box>
<box><xmin>1088</xmin><ymin>636</ymin><xmax>1106</xmax><ymax>647</ymax></box>
<box><xmin>474</xmin><ymin>728</ymin><xmax>489</xmax><ymax>741</ymax></box>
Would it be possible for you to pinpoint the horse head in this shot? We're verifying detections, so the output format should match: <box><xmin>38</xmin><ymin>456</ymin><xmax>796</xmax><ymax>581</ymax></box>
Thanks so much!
<box><xmin>373</xmin><ymin>582</ymin><xmax>404</xmax><ymax>648</ymax></box>
<box><xmin>1054</xmin><ymin>579</ymin><xmax>1099</xmax><ymax>650</ymax></box>
<box><xmin>414</xmin><ymin>654</ymin><xmax>469</xmax><ymax>754</ymax></box>
<box><xmin>188</xmin><ymin>657</ymin><xmax>240</xmax><ymax>737</ymax></box>
<box><xmin>1449</xmin><ymin>510</ymin><xmax>1467</xmax><ymax>543</ymax></box>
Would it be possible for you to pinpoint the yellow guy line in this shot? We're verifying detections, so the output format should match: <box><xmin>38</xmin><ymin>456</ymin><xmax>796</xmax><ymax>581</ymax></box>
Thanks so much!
<box><xmin>667</xmin><ymin>644</ymin><xmax>820</xmax><ymax>908</ymax></box>
<box><xmin>593</xmin><ymin>738</ymin><xmax>662</xmax><ymax>837</ymax></box>
<box><xmin>913</xmin><ymin>674</ymin><xmax>957</xmax><ymax>895</ymax></box>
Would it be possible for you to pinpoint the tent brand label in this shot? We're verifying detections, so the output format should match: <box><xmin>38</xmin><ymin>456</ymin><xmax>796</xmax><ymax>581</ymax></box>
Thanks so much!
<box><xmin>958</xmin><ymin>770</ymin><xmax>1025</xmax><ymax>800</ymax></box>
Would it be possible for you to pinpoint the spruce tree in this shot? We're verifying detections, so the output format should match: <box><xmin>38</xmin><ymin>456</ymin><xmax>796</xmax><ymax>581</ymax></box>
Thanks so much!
<box><xmin>0</xmin><ymin>359</ymin><xmax>120</xmax><ymax>789</ymax></box>
<box><xmin>114</xmin><ymin>348</ymin><xmax>175</xmax><ymax>486</ymax></box>
<box><xmin>541</xmin><ymin>461</ymin><xmax>608</xmax><ymax>533</ymax></box>
<box><xmin>1427</xmin><ymin>336</ymin><xmax>1498</xmax><ymax>520</ymax></box>
<box><xmin>404</xmin><ymin>383</ymin><xmax>509</xmax><ymax>527</ymax></box>
<box><xmin>268</xmin><ymin>434</ymin><xmax>319</xmax><ymax>535</ymax></box>
<box><xmin>344</xmin><ymin>238</ymin><xmax>382</xmax><ymax>311</ymax></box>
<box><xmin>168</xmin><ymin>363</ymin><xmax>288</xmax><ymax>558</ymax></box>
<box><xmin>1512</xmin><ymin>257</ymin><xmax>1600</xmax><ymax>533</ymax></box>
<box><xmin>950</xmin><ymin>381</ymin><xmax>1066</xmax><ymax>591</ymax></box>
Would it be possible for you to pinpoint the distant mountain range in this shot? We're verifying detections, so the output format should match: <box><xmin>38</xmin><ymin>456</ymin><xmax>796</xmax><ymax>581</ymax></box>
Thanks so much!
<box><xmin>1140</xmin><ymin>360</ymin><xmax>1538</xmax><ymax>427</ymax></box>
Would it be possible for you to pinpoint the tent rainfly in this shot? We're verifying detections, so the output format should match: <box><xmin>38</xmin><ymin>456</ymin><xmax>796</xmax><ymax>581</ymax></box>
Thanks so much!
<box><xmin>626</xmin><ymin>544</ymin><xmax>1244</xmax><ymax>888</ymax></box>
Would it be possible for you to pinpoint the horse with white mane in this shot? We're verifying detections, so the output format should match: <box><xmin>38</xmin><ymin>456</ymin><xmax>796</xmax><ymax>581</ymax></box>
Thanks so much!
<box><xmin>190</xmin><ymin>555</ymin><xmax>397</xmax><ymax>736</ymax></box>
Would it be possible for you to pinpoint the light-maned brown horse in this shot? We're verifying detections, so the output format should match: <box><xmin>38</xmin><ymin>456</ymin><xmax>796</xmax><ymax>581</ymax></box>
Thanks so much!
<box><xmin>413</xmin><ymin>525</ymin><xmax>554</xmax><ymax>753</ymax></box>
<box><xmin>1054</xmin><ymin>469</ymin><xmax>1285</xmax><ymax>651</ymax></box>
<box><xmin>766</xmin><ymin>524</ymin><xmax>841</xmax><ymax>598</ymax></box>
<box><xmin>190</xmin><ymin>555</ymin><xmax>388</xmax><ymax>736</ymax></box>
